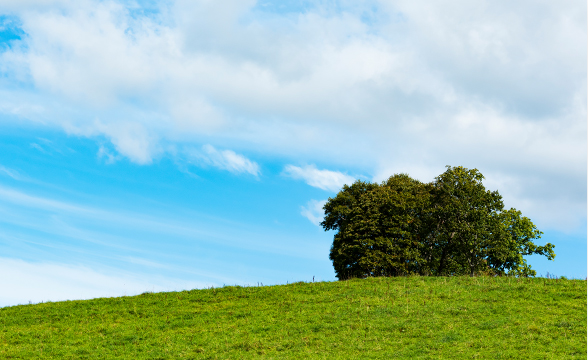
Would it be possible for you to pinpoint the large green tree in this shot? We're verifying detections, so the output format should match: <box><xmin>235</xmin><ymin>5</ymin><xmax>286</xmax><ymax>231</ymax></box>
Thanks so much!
<box><xmin>321</xmin><ymin>166</ymin><xmax>555</xmax><ymax>279</ymax></box>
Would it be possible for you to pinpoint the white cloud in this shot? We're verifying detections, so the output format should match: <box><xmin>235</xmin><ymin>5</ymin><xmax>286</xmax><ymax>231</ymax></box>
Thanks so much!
<box><xmin>186</xmin><ymin>144</ymin><xmax>260</xmax><ymax>176</ymax></box>
<box><xmin>95</xmin><ymin>121</ymin><xmax>157</xmax><ymax>164</ymax></box>
<box><xmin>0</xmin><ymin>0</ymin><xmax>584</xmax><ymax>231</ymax></box>
<box><xmin>283</xmin><ymin>164</ymin><xmax>355</xmax><ymax>192</ymax></box>
<box><xmin>301</xmin><ymin>199</ymin><xmax>327</xmax><ymax>226</ymax></box>
<box><xmin>0</xmin><ymin>257</ymin><xmax>210</xmax><ymax>307</ymax></box>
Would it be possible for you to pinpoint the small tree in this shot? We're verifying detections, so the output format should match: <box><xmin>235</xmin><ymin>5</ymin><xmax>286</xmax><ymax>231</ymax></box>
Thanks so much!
<box><xmin>486</xmin><ymin>208</ymin><xmax>555</xmax><ymax>277</ymax></box>
<box><xmin>322</xmin><ymin>166</ymin><xmax>554</xmax><ymax>279</ymax></box>
<box><xmin>427</xmin><ymin>166</ymin><xmax>504</xmax><ymax>276</ymax></box>
<box><xmin>323</xmin><ymin>175</ymin><xmax>429</xmax><ymax>279</ymax></box>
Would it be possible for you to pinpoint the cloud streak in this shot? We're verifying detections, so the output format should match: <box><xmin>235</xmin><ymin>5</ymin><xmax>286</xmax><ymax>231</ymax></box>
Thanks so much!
<box><xmin>186</xmin><ymin>144</ymin><xmax>260</xmax><ymax>176</ymax></box>
<box><xmin>0</xmin><ymin>165</ymin><xmax>23</xmax><ymax>181</ymax></box>
<box><xmin>283</xmin><ymin>165</ymin><xmax>355</xmax><ymax>192</ymax></box>
<box><xmin>300</xmin><ymin>199</ymin><xmax>327</xmax><ymax>226</ymax></box>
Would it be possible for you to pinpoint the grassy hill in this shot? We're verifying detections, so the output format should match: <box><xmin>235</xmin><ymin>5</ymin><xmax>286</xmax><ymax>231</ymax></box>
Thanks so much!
<box><xmin>1</xmin><ymin>276</ymin><xmax>585</xmax><ymax>359</ymax></box>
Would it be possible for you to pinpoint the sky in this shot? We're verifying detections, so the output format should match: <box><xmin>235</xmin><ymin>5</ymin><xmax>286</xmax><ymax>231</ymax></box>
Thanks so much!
<box><xmin>0</xmin><ymin>0</ymin><xmax>586</xmax><ymax>307</ymax></box>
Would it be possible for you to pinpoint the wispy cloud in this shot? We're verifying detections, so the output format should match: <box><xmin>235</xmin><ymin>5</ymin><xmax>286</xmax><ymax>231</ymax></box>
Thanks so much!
<box><xmin>120</xmin><ymin>256</ymin><xmax>167</xmax><ymax>269</ymax></box>
<box><xmin>300</xmin><ymin>199</ymin><xmax>327</xmax><ymax>226</ymax></box>
<box><xmin>30</xmin><ymin>142</ymin><xmax>46</xmax><ymax>153</ymax></box>
<box><xmin>0</xmin><ymin>165</ymin><xmax>23</xmax><ymax>181</ymax></box>
<box><xmin>0</xmin><ymin>184</ymin><xmax>324</xmax><ymax>261</ymax></box>
<box><xmin>0</xmin><ymin>185</ymin><xmax>93</xmax><ymax>214</ymax></box>
<box><xmin>283</xmin><ymin>165</ymin><xmax>355</xmax><ymax>192</ymax></box>
<box><xmin>97</xmin><ymin>144</ymin><xmax>120</xmax><ymax>164</ymax></box>
<box><xmin>187</xmin><ymin>145</ymin><xmax>260</xmax><ymax>177</ymax></box>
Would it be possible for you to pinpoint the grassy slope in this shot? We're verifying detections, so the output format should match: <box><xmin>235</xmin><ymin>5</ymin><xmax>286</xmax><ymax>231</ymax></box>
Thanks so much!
<box><xmin>0</xmin><ymin>276</ymin><xmax>585</xmax><ymax>359</ymax></box>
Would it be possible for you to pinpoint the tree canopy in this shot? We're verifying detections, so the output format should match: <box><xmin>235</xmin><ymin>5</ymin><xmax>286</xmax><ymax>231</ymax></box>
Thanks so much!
<box><xmin>322</xmin><ymin>166</ymin><xmax>554</xmax><ymax>279</ymax></box>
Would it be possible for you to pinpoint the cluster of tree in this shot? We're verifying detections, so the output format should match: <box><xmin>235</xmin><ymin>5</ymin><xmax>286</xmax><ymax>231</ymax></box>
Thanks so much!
<box><xmin>321</xmin><ymin>166</ymin><xmax>555</xmax><ymax>279</ymax></box>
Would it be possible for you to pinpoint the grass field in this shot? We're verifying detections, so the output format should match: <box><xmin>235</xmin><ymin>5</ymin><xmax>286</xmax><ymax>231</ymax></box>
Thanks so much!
<box><xmin>1</xmin><ymin>276</ymin><xmax>585</xmax><ymax>359</ymax></box>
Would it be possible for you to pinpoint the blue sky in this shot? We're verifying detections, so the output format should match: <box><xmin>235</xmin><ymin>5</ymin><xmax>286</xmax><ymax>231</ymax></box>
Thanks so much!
<box><xmin>0</xmin><ymin>0</ymin><xmax>586</xmax><ymax>306</ymax></box>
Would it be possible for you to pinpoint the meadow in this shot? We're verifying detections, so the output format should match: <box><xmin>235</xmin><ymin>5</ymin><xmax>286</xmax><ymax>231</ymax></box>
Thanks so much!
<box><xmin>0</xmin><ymin>276</ymin><xmax>585</xmax><ymax>359</ymax></box>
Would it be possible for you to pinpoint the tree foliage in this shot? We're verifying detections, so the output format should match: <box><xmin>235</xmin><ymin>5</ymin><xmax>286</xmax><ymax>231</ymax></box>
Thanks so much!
<box><xmin>322</xmin><ymin>166</ymin><xmax>555</xmax><ymax>279</ymax></box>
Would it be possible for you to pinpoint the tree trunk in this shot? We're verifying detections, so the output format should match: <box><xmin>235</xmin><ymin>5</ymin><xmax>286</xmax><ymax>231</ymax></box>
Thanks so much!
<box><xmin>437</xmin><ymin>247</ymin><xmax>448</xmax><ymax>275</ymax></box>
<box><xmin>437</xmin><ymin>232</ymin><xmax>455</xmax><ymax>275</ymax></box>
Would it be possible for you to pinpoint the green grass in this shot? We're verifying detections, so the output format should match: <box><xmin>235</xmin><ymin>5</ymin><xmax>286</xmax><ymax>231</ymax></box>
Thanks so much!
<box><xmin>1</xmin><ymin>276</ymin><xmax>586</xmax><ymax>359</ymax></box>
